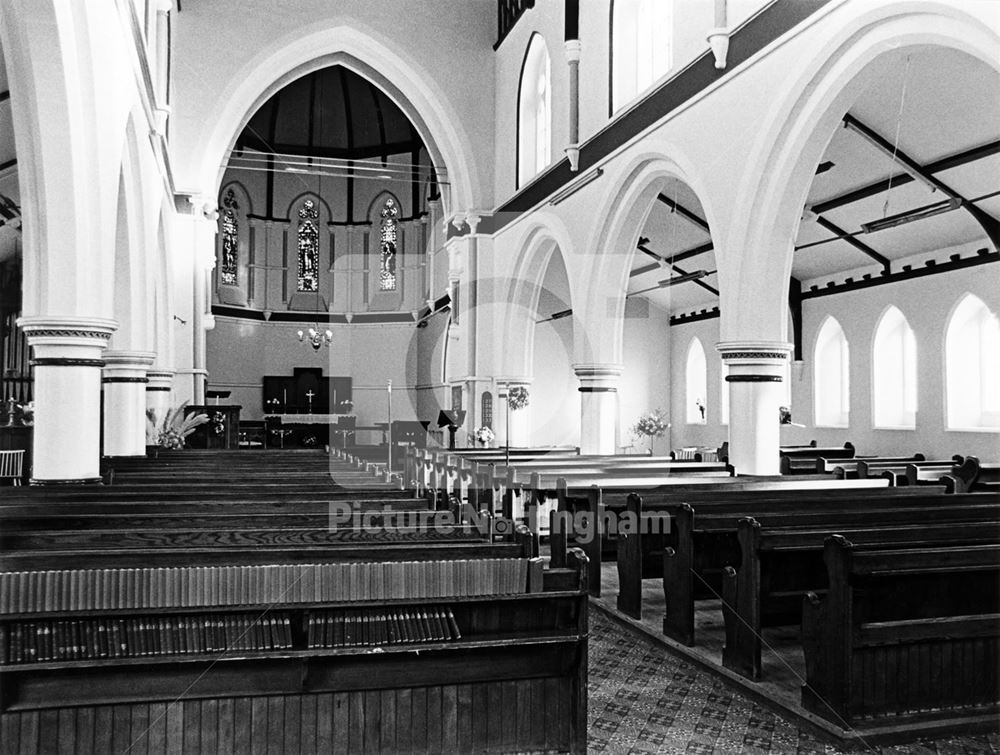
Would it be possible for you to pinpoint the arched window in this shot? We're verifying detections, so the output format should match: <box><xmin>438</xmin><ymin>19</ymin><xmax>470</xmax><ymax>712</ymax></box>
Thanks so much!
<box><xmin>297</xmin><ymin>199</ymin><xmax>320</xmax><ymax>292</ymax></box>
<box><xmin>686</xmin><ymin>337</ymin><xmax>707</xmax><ymax>424</ymax></box>
<box><xmin>219</xmin><ymin>188</ymin><xmax>239</xmax><ymax>285</ymax></box>
<box><xmin>379</xmin><ymin>196</ymin><xmax>399</xmax><ymax>291</ymax></box>
<box><xmin>873</xmin><ymin>306</ymin><xmax>917</xmax><ymax>428</ymax></box>
<box><xmin>946</xmin><ymin>294</ymin><xmax>1000</xmax><ymax>429</ymax></box>
<box><xmin>611</xmin><ymin>0</ymin><xmax>673</xmax><ymax>114</ymax></box>
<box><xmin>814</xmin><ymin>317</ymin><xmax>850</xmax><ymax>427</ymax></box>
<box><xmin>517</xmin><ymin>35</ymin><xmax>551</xmax><ymax>188</ymax></box>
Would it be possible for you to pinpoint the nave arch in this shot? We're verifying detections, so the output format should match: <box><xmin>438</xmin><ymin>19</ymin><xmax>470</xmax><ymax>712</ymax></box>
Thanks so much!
<box><xmin>186</xmin><ymin>25</ymin><xmax>483</xmax><ymax>219</ymax></box>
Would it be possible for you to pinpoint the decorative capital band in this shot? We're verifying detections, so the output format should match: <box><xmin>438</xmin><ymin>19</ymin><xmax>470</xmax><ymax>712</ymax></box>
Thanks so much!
<box><xmin>31</xmin><ymin>358</ymin><xmax>106</xmax><ymax>368</ymax></box>
<box><xmin>23</xmin><ymin>328</ymin><xmax>114</xmax><ymax>341</ymax></box>
<box><xmin>578</xmin><ymin>386</ymin><xmax>618</xmax><ymax>393</ymax></box>
<box><xmin>145</xmin><ymin>386</ymin><xmax>172</xmax><ymax>392</ymax></box>
<box><xmin>720</xmin><ymin>351</ymin><xmax>788</xmax><ymax>360</ymax></box>
<box><xmin>102</xmin><ymin>377</ymin><xmax>150</xmax><ymax>384</ymax></box>
<box><xmin>725</xmin><ymin>374</ymin><xmax>783</xmax><ymax>382</ymax></box>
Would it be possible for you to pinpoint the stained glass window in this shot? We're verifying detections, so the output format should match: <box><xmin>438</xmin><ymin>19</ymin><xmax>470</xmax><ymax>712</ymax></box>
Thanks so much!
<box><xmin>220</xmin><ymin>189</ymin><xmax>238</xmax><ymax>285</ymax></box>
<box><xmin>379</xmin><ymin>196</ymin><xmax>399</xmax><ymax>291</ymax></box>
<box><xmin>297</xmin><ymin>199</ymin><xmax>320</xmax><ymax>292</ymax></box>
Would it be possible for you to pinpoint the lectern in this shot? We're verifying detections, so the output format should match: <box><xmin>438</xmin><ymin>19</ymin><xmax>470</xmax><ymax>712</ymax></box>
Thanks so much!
<box><xmin>437</xmin><ymin>409</ymin><xmax>466</xmax><ymax>450</ymax></box>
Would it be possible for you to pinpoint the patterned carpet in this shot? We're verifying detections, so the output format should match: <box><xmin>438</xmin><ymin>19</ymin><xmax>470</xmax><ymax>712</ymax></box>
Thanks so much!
<box><xmin>588</xmin><ymin>608</ymin><xmax>999</xmax><ymax>755</ymax></box>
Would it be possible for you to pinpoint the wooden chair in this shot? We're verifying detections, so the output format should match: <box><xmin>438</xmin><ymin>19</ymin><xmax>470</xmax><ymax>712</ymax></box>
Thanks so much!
<box><xmin>0</xmin><ymin>449</ymin><xmax>25</xmax><ymax>485</ymax></box>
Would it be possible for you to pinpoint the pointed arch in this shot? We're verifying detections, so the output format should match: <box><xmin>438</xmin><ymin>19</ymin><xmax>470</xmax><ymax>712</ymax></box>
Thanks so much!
<box><xmin>945</xmin><ymin>293</ymin><xmax>1000</xmax><ymax>429</ymax></box>
<box><xmin>873</xmin><ymin>305</ymin><xmax>917</xmax><ymax>428</ymax></box>
<box><xmin>685</xmin><ymin>337</ymin><xmax>707</xmax><ymax>424</ymax></box>
<box><xmin>814</xmin><ymin>316</ymin><xmax>849</xmax><ymax>427</ymax></box>
<box><xmin>516</xmin><ymin>33</ymin><xmax>551</xmax><ymax>189</ymax></box>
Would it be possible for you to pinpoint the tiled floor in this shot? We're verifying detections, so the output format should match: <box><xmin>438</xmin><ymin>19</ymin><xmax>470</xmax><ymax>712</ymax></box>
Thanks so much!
<box><xmin>588</xmin><ymin>602</ymin><xmax>999</xmax><ymax>755</ymax></box>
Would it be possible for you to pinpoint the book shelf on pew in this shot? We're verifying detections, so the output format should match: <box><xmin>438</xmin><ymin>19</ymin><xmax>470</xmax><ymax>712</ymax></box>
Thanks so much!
<box><xmin>0</xmin><ymin>549</ymin><xmax>590</xmax><ymax>755</ymax></box>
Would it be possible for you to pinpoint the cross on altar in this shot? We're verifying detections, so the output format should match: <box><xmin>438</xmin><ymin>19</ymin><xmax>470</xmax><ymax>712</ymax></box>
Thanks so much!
<box><xmin>306</xmin><ymin>390</ymin><xmax>316</xmax><ymax>413</ymax></box>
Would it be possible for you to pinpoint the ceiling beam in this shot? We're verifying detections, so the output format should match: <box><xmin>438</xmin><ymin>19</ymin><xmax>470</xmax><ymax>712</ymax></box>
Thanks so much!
<box><xmin>0</xmin><ymin>91</ymin><xmax>9</xmax><ymax>103</ymax></box>
<box><xmin>813</xmin><ymin>215</ymin><xmax>891</xmax><ymax>273</ymax></box>
<box><xmin>629</xmin><ymin>240</ymin><xmax>715</xmax><ymax>278</ymax></box>
<box><xmin>842</xmin><ymin>114</ymin><xmax>1000</xmax><ymax>247</ymax></box>
<box><xmin>811</xmin><ymin>138</ymin><xmax>1000</xmax><ymax>215</ymax></box>
<box><xmin>636</xmin><ymin>242</ymin><xmax>719</xmax><ymax>296</ymax></box>
<box><xmin>0</xmin><ymin>159</ymin><xmax>16</xmax><ymax>173</ymax></box>
<box><xmin>655</xmin><ymin>193</ymin><xmax>710</xmax><ymax>233</ymax></box>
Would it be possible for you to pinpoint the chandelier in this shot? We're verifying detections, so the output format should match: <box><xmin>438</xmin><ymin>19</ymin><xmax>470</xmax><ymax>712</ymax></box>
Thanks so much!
<box><xmin>298</xmin><ymin>326</ymin><xmax>332</xmax><ymax>350</ymax></box>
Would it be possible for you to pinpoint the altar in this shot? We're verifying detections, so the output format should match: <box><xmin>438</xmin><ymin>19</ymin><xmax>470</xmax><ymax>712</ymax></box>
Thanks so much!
<box><xmin>263</xmin><ymin>414</ymin><xmax>357</xmax><ymax>448</ymax></box>
<box><xmin>272</xmin><ymin>414</ymin><xmax>345</xmax><ymax>424</ymax></box>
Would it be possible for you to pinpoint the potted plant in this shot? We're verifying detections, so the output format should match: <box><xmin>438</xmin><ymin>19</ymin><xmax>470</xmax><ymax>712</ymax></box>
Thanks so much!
<box><xmin>146</xmin><ymin>402</ymin><xmax>209</xmax><ymax>452</ymax></box>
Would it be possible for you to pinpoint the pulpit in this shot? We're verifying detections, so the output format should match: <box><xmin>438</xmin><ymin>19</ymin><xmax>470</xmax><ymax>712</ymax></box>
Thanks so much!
<box><xmin>183</xmin><ymin>405</ymin><xmax>242</xmax><ymax>449</ymax></box>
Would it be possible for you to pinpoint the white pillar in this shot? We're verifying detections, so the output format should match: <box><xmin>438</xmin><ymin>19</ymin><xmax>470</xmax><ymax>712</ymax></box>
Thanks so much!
<box><xmin>145</xmin><ymin>370</ymin><xmax>175</xmax><ymax>446</ymax></box>
<box><xmin>18</xmin><ymin>317</ymin><xmax>117</xmax><ymax>484</ymax></box>
<box><xmin>718</xmin><ymin>342</ymin><xmax>792</xmax><ymax>476</ymax></box>
<box><xmin>102</xmin><ymin>351</ymin><xmax>156</xmax><ymax>457</ymax></box>
<box><xmin>574</xmin><ymin>364</ymin><xmax>622</xmax><ymax>455</ymax></box>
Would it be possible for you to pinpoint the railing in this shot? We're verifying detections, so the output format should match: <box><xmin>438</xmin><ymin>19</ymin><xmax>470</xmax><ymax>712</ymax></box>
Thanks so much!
<box><xmin>495</xmin><ymin>0</ymin><xmax>535</xmax><ymax>49</ymax></box>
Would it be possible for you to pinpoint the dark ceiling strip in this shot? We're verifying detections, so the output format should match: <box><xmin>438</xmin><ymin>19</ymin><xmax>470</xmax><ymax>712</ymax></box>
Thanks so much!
<box><xmin>306</xmin><ymin>71</ymin><xmax>318</xmax><ymax>154</ymax></box>
<box><xmin>0</xmin><ymin>91</ymin><xmax>9</xmax><ymax>103</ymax></box>
<box><xmin>564</xmin><ymin>0</ymin><xmax>580</xmax><ymax>40</ymax></box>
<box><xmin>810</xmin><ymin>139</ymin><xmax>1000</xmax><ymax>215</ymax></box>
<box><xmin>655</xmin><ymin>193</ymin><xmax>710</xmax><ymax>233</ymax></box>
<box><xmin>368</xmin><ymin>81</ymin><xmax>388</xmax><ymax>165</ymax></box>
<box><xmin>630</xmin><ymin>262</ymin><xmax>659</xmax><ymax>278</ymax></box>
<box><xmin>632</xmin><ymin>240</ymin><xmax>716</xmax><ymax>278</ymax></box>
<box><xmin>339</xmin><ymin>67</ymin><xmax>355</xmax><ymax>223</ymax></box>
<box><xmin>813</xmin><ymin>215</ymin><xmax>890</xmax><ymax>273</ymax></box>
<box><xmin>0</xmin><ymin>159</ymin><xmax>16</xmax><ymax>172</ymax></box>
<box><xmin>669</xmin><ymin>240</ymin><xmax>715</xmax><ymax>264</ymax></box>
<box><xmin>801</xmin><ymin>249</ymin><xmax>998</xmax><ymax>300</ymax></box>
<box><xmin>492</xmin><ymin>0</ymin><xmax>833</xmax><ymax>229</ymax></box>
<box><xmin>842</xmin><ymin>114</ymin><xmax>1000</xmax><ymax>247</ymax></box>
<box><xmin>495</xmin><ymin>0</ymin><xmax>537</xmax><ymax>50</ymax></box>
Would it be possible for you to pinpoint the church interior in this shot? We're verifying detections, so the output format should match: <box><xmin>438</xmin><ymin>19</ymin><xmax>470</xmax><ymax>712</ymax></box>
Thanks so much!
<box><xmin>0</xmin><ymin>0</ymin><xmax>998</xmax><ymax>752</ymax></box>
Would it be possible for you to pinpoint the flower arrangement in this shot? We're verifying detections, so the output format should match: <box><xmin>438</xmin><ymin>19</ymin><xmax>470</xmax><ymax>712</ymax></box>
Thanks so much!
<box><xmin>211</xmin><ymin>411</ymin><xmax>226</xmax><ymax>436</ymax></box>
<box><xmin>631</xmin><ymin>409</ymin><xmax>669</xmax><ymax>453</ymax></box>
<box><xmin>474</xmin><ymin>426</ymin><xmax>495</xmax><ymax>446</ymax></box>
<box><xmin>507</xmin><ymin>386</ymin><xmax>529</xmax><ymax>411</ymax></box>
<box><xmin>146</xmin><ymin>402</ymin><xmax>209</xmax><ymax>449</ymax></box>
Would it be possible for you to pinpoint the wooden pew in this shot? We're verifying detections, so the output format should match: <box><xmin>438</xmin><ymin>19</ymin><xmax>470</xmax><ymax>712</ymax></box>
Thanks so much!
<box><xmin>942</xmin><ymin>456</ymin><xmax>1000</xmax><ymax>494</ymax></box>
<box><xmin>720</xmin><ymin>508</ymin><xmax>1000</xmax><ymax>679</ymax></box>
<box><xmin>821</xmin><ymin>454</ymin><xmax>925</xmax><ymax>476</ymax></box>
<box><xmin>801</xmin><ymin>536</ymin><xmax>1000</xmax><ymax>728</ymax></box>
<box><xmin>852</xmin><ymin>457</ymin><xmax>962</xmax><ymax>485</ymax></box>
<box><xmin>779</xmin><ymin>443</ymin><xmax>854</xmax><ymax>474</ymax></box>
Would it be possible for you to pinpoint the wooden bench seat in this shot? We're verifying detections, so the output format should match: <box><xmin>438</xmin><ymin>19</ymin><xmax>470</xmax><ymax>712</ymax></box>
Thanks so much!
<box><xmin>721</xmin><ymin>512</ymin><xmax>1000</xmax><ymax>679</ymax></box>
<box><xmin>801</xmin><ymin>537</ymin><xmax>1000</xmax><ymax>727</ymax></box>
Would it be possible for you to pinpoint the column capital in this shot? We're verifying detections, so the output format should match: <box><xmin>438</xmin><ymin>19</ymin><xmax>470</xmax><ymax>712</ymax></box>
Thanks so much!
<box><xmin>572</xmin><ymin>363</ymin><xmax>623</xmax><ymax>380</ymax></box>
<box><xmin>564</xmin><ymin>39</ymin><xmax>582</xmax><ymax>62</ymax></box>
<box><xmin>103</xmin><ymin>350</ymin><xmax>157</xmax><ymax>368</ymax></box>
<box><xmin>716</xmin><ymin>341</ymin><xmax>792</xmax><ymax>364</ymax></box>
<box><xmin>147</xmin><ymin>370</ymin><xmax>175</xmax><ymax>392</ymax></box>
<box><xmin>18</xmin><ymin>316</ymin><xmax>118</xmax><ymax>347</ymax></box>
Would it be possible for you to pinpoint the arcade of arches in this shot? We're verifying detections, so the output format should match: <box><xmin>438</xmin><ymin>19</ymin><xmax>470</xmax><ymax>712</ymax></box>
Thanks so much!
<box><xmin>0</xmin><ymin>0</ymin><xmax>998</xmax><ymax>748</ymax></box>
<box><xmin>0</xmin><ymin>1</ymin><xmax>996</xmax><ymax>481</ymax></box>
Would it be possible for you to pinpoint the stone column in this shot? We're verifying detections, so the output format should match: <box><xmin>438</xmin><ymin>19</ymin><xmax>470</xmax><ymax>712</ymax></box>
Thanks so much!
<box><xmin>718</xmin><ymin>342</ymin><xmax>792</xmax><ymax>476</ymax></box>
<box><xmin>102</xmin><ymin>351</ymin><xmax>156</xmax><ymax>458</ymax></box>
<box><xmin>564</xmin><ymin>39</ymin><xmax>582</xmax><ymax>171</ymax></box>
<box><xmin>574</xmin><ymin>364</ymin><xmax>622</xmax><ymax>455</ymax></box>
<box><xmin>18</xmin><ymin>317</ymin><xmax>117</xmax><ymax>484</ymax></box>
<box><xmin>145</xmin><ymin>370</ymin><xmax>175</xmax><ymax>444</ymax></box>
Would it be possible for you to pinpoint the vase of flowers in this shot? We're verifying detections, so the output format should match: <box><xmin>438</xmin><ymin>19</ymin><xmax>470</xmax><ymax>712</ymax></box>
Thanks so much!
<box><xmin>474</xmin><ymin>426</ymin><xmax>495</xmax><ymax>448</ymax></box>
<box><xmin>631</xmin><ymin>409</ymin><xmax>669</xmax><ymax>454</ymax></box>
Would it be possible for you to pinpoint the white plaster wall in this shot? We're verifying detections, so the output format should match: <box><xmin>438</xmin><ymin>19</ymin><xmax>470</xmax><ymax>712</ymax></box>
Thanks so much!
<box><xmin>619</xmin><ymin>299</ymin><xmax>673</xmax><ymax>455</ymax></box>
<box><xmin>206</xmin><ymin>317</ymin><xmax>435</xmax><ymax>432</ymax></box>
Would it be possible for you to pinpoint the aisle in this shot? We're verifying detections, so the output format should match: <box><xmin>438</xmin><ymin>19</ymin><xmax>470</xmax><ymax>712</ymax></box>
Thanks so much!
<box><xmin>587</xmin><ymin>609</ymin><xmax>998</xmax><ymax>754</ymax></box>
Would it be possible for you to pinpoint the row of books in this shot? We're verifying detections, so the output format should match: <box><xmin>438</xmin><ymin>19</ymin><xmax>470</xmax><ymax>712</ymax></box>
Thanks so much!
<box><xmin>307</xmin><ymin>607</ymin><xmax>461</xmax><ymax>648</ymax></box>
<box><xmin>0</xmin><ymin>558</ymin><xmax>529</xmax><ymax>614</ymax></box>
<box><xmin>2</xmin><ymin>613</ymin><xmax>293</xmax><ymax>665</ymax></box>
